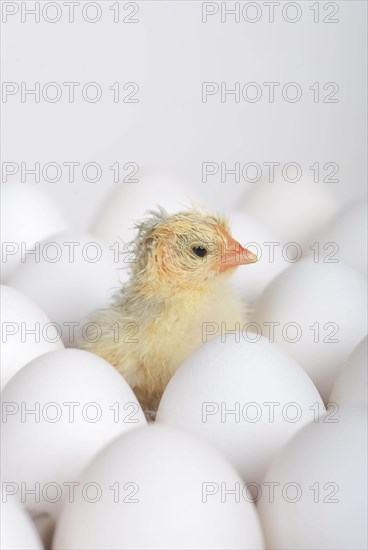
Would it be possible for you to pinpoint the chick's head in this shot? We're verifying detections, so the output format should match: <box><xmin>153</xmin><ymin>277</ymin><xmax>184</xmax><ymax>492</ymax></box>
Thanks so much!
<box><xmin>132</xmin><ymin>208</ymin><xmax>257</xmax><ymax>290</ymax></box>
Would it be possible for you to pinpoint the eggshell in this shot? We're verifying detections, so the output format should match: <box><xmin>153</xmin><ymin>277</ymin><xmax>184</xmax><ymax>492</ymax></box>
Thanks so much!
<box><xmin>156</xmin><ymin>335</ymin><xmax>324</xmax><ymax>487</ymax></box>
<box><xmin>236</xmin><ymin>178</ymin><xmax>340</xmax><ymax>247</ymax></box>
<box><xmin>1</xmin><ymin>349</ymin><xmax>146</xmax><ymax>519</ymax></box>
<box><xmin>0</xmin><ymin>285</ymin><xmax>63</xmax><ymax>389</ymax></box>
<box><xmin>329</xmin><ymin>335</ymin><xmax>367</xmax><ymax>408</ymax></box>
<box><xmin>258</xmin><ymin>406</ymin><xmax>367</xmax><ymax>550</ymax></box>
<box><xmin>229</xmin><ymin>213</ymin><xmax>288</xmax><ymax>306</ymax></box>
<box><xmin>255</xmin><ymin>258</ymin><xmax>367</xmax><ymax>401</ymax></box>
<box><xmin>53</xmin><ymin>425</ymin><xmax>265</xmax><ymax>550</ymax></box>
<box><xmin>314</xmin><ymin>199</ymin><xmax>367</xmax><ymax>275</ymax></box>
<box><xmin>91</xmin><ymin>172</ymin><xmax>198</xmax><ymax>247</ymax></box>
<box><xmin>0</xmin><ymin>183</ymin><xmax>69</xmax><ymax>282</ymax></box>
<box><xmin>7</xmin><ymin>233</ymin><xmax>123</xmax><ymax>344</ymax></box>
<box><xmin>1</xmin><ymin>500</ymin><xmax>43</xmax><ymax>550</ymax></box>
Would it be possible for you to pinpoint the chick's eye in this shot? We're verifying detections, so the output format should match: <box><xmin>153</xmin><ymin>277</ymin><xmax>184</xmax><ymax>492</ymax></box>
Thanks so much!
<box><xmin>192</xmin><ymin>246</ymin><xmax>207</xmax><ymax>258</ymax></box>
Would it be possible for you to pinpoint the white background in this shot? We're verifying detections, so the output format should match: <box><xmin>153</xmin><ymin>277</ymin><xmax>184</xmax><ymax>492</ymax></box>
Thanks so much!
<box><xmin>1</xmin><ymin>0</ymin><xmax>367</xmax><ymax>229</ymax></box>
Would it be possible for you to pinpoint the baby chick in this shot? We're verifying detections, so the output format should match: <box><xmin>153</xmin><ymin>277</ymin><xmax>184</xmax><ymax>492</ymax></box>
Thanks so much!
<box><xmin>80</xmin><ymin>208</ymin><xmax>257</xmax><ymax>418</ymax></box>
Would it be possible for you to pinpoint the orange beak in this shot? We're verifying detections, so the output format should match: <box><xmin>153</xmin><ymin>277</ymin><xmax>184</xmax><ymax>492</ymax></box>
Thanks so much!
<box><xmin>216</xmin><ymin>226</ymin><xmax>258</xmax><ymax>272</ymax></box>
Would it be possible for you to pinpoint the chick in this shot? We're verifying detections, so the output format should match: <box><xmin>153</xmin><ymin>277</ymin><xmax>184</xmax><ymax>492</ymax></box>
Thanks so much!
<box><xmin>80</xmin><ymin>208</ymin><xmax>257</xmax><ymax>418</ymax></box>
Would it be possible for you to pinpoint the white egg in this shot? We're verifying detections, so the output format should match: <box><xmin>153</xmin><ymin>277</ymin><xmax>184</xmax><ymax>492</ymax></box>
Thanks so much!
<box><xmin>53</xmin><ymin>425</ymin><xmax>264</xmax><ymax>550</ymax></box>
<box><xmin>236</xmin><ymin>178</ymin><xmax>340</xmax><ymax>248</ymax></box>
<box><xmin>229</xmin><ymin>213</ymin><xmax>288</xmax><ymax>307</ymax></box>
<box><xmin>255</xmin><ymin>259</ymin><xmax>367</xmax><ymax>401</ymax></box>
<box><xmin>156</xmin><ymin>335</ymin><xmax>324</xmax><ymax>487</ymax></box>
<box><xmin>193</xmin><ymin>178</ymin><xmax>253</xmax><ymax>215</ymax></box>
<box><xmin>329</xmin><ymin>335</ymin><xmax>367</xmax><ymax>408</ymax></box>
<box><xmin>91</xmin><ymin>172</ymin><xmax>198</xmax><ymax>247</ymax></box>
<box><xmin>1</xmin><ymin>349</ymin><xmax>146</xmax><ymax>520</ymax></box>
<box><xmin>7</xmin><ymin>233</ymin><xmax>123</xmax><ymax>345</ymax></box>
<box><xmin>314</xmin><ymin>199</ymin><xmax>367</xmax><ymax>275</ymax></box>
<box><xmin>258</xmin><ymin>406</ymin><xmax>367</xmax><ymax>550</ymax></box>
<box><xmin>1</xmin><ymin>500</ymin><xmax>43</xmax><ymax>550</ymax></box>
<box><xmin>0</xmin><ymin>285</ymin><xmax>63</xmax><ymax>390</ymax></box>
<box><xmin>0</xmin><ymin>183</ymin><xmax>69</xmax><ymax>282</ymax></box>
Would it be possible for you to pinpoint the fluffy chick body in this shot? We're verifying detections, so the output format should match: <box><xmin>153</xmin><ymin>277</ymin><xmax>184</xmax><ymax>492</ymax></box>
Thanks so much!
<box><xmin>80</xmin><ymin>208</ymin><xmax>254</xmax><ymax>416</ymax></box>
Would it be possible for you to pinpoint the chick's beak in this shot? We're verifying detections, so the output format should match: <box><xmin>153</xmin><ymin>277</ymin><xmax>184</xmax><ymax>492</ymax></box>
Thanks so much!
<box><xmin>217</xmin><ymin>227</ymin><xmax>258</xmax><ymax>272</ymax></box>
